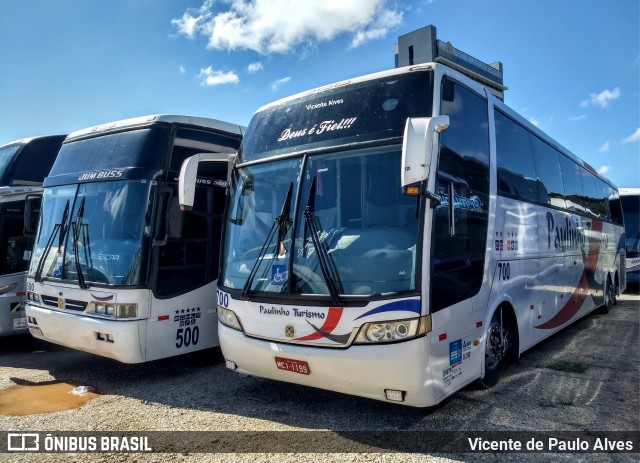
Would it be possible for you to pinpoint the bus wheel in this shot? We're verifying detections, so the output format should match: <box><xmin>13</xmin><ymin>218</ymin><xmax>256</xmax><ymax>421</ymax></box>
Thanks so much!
<box><xmin>600</xmin><ymin>278</ymin><xmax>614</xmax><ymax>314</ymax></box>
<box><xmin>478</xmin><ymin>309</ymin><xmax>512</xmax><ymax>388</ymax></box>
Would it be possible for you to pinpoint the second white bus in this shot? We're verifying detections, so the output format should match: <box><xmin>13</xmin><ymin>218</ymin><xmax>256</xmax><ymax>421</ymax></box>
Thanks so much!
<box><xmin>26</xmin><ymin>115</ymin><xmax>243</xmax><ymax>362</ymax></box>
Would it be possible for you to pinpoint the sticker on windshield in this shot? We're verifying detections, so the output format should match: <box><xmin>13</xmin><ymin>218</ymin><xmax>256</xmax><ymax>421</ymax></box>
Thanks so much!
<box><xmin>53</xmin><ymin>263</ymin><xmax>63</xmax><ymax>279</ymax></box>
<box><xmin>271</xmin><ymin>265</ymin><xmax>287</xmax><ymax>285</ymax></box>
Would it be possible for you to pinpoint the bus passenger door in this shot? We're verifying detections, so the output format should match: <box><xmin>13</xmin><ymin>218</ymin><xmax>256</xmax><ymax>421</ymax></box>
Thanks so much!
<box><xmin>428</xmin><ymin>77</ymin><xmax>490</xmax><ymax>401</ymax></box>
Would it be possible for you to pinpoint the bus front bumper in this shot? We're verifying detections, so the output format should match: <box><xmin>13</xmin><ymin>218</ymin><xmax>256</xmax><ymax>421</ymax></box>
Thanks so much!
<box><xmin>219</xmin><ymin>323</ymin><xmax>436</xmax><ymax>408</ymax></box>
<box><xmin>25</xmin><ymin>303</ymin><xmax>145</xmax><ymax>363</ymax></box>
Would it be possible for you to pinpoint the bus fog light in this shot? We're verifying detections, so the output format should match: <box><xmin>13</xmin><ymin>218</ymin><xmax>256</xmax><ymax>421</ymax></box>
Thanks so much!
<box><xmin>218</xmin><ymin>307</ymin><xmax>243</xmax><ymax>331</ymax></box>
<box><xmin>116</xmin><ymin>304</ymin><xmax>137</xmax><ymax>318</ymax></box>
<box><xmin>225</xmin><ymin>360</ymin><xmax>237</xmax><ymax>370</ymax></box>
<box><xmin>105</xmin><ymin>334</ymin><xmax>114</xmax><ymax>343</ymax></box>
<box><xmin>385</xmin><ymin>389</ymin><xmax>405</xmax><ymax>402</ymax></box>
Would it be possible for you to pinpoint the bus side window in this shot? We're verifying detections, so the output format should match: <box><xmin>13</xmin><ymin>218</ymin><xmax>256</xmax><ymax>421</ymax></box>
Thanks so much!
<box><xmin>0</xmin><ymin>215</ymin><xmax>32</xmax><ymax>275</ymax></box>
<box><xmin>495</xmin><ymin>110</ymin><xmax>538</xmax><ymax>203</ymax></box>
<box><xmin>431</xmin><ymin>78</ymin><xmax>490</xmax><ymax>312</ymax></box>
<box><xmin>155</xmin><ymin>185</ymin><xmax>214</xmax><ymax>298</ymax></box>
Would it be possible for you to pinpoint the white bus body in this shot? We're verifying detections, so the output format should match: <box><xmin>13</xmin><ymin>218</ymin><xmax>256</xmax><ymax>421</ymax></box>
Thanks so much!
<box><xmin>181</xmin><ymin>64</ymin><xmax>624</xmax><ymax>407</ymax></box>
<box><xmin>26</xmin><ymin>115</ymin><xmax>243</xmax><ymax>362</ymax></box>
<box><xmin>0</xmin><ymin>135</ymin><xmax>64</xmax><ymax>336</ymax></box>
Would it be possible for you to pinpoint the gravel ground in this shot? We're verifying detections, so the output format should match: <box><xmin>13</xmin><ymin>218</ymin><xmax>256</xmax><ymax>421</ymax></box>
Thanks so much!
<box><xmin>0</xmin><ymin>289</ymin><xmax>638</xmax><ymax>463</ymax></box>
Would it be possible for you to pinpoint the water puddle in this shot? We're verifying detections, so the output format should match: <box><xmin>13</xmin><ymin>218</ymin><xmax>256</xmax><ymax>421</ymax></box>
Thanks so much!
<box><xmin>0</xmin><ymin>381</ymin><xmax>99</xmax><ymax>416</ymax></box>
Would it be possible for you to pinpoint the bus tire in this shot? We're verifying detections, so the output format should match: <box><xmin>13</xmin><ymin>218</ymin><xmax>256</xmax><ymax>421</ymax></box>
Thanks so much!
<box><xmin>599</xmin><ymin>277</ymin><xmax>614</xmax><ymax>314</ymax></box>
<box><xmin>478</xmin><ymin>308</ymin><xmax>514</xmax><ymax>389</ymax></box>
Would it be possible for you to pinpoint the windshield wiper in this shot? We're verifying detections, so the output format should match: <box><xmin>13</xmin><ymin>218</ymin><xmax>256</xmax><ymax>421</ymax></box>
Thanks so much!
<box><xmin>71</xmin><ymin>197</ymin><xmax>88</xmax><ymax>289</ymax></box>
<box><xmin>303</xmin><ymin>177</ymin><xmax>343</xmax><ymax>306</ymax></box>
<box><xmin>34</xmin><ymin>199</ymin><xmax>70</xmax><ymax>282</ymax></box>
<box><xmin>241</xmin><ymin>182</ymin><xmax>293</xmax><ymax>299</ymax></box>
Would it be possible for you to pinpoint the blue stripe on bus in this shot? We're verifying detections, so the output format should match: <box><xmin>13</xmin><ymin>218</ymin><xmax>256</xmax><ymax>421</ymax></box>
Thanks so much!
<box><xmin>354</xmin><ymin>299</ymin><xmax>421</xmax><ymax>320</ymax></box>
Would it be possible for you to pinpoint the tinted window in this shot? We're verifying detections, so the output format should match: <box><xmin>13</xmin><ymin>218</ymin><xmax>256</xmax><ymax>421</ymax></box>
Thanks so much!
<box><xmin>155</xmin><ymin>185</ymin><xmax>221</xmax><ymax>298</ymax></box>
<box><xmin>11</xmin><ymin>137</ymin><xmax>63</xmax><ymax>185</ymax></box>
<box><xmin>621</xmin><ymin>195</ymin><xmax>640</xmax><ymax>256</ymax></box>
<box><xmin>0</xmin><ymin>143</ymin><xmax>22</xmax><ymax>184</ymax></box>
<box><xmin>593</xmin><ymin>178</ymin><xmax>611</xmax><ymax>219</ymax></box>
<box><xmin>609</xmin><ymin>188</ymin><xmax>624</xmax><ymax>225</ymax></box>
<box><xmin>558</xmin><ymin>155</ymin><xmax>585</xmax><ymax>213</ymax></box>
<box><xmin>49</xmin><ymin>127</ymin><xmax>167</xmax><ymax>179</ymax></box>
<box><xmin>580</xmin><ymin>169</ymin><xmax>601</xmax><ymax>217</ymax></box>
<box><xmin>0</xmin><ymin>202</ymin><xmax>33</xmax><ymax>275</ymax></box>
<box><xmin>431</xmin><ymin>78</ymin><xmax>490</xmax><ymax>312</ymax></box>
<box><xmin>242</xmin><ymin>71</ymin><xmax>433</xmax><ymax>162</ymax></box>
<box><xmin>531</xmin><ymin>137</ymin><xmax>565</xmax><ymax>209</ymax></box>
<box><xmin>495</xmin><ymin>111</ymin><xmax>538</xmax><ymax>203</ymax></box>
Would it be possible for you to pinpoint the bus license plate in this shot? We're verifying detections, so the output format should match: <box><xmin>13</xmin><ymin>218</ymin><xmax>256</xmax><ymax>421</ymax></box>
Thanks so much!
<box><xmin>275</xmin><ymin>357</ymin><xmax>310</xmax><ymax>375</ymax></box>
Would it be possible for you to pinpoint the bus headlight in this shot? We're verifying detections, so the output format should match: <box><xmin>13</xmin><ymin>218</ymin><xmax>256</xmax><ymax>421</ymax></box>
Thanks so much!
<box><xmin>354</xmin><ymin>315</ymin><xmax>431</xmax><ymax>344</ymax></box>
<box><xmin>217</xmin><ymin>306</ymin><xmax>243</xmax><ymax>331</ymax></box>
<box><xmin>87</xmin><ymin>302</ymin><xmax>137</xmax><ymax>318</ymax></box>
<box><xmin>27</xmin><ymin>291</ymin><xmax>41</xmax><ymax>304</ymax></box>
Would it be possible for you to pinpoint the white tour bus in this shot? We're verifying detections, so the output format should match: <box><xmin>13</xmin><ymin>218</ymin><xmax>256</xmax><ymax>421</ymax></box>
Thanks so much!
<box><xmin>180</xmin><ymin>63</ymin><xmax>625</xmax><ymax>407</ymax></box>
<box><xmin>25</xmin><ymin>115</ymin><xmax>243</xmax><ymax>362</ymax></box>
<box><xmin>619</xmin><ymin>188</ymin><xmax>640</xmax><ymax>284</ymax></box>
<box><xmin>0</xmin><ymin>135</ymin><xmax>65</xmax><ymax>336</ymax></box>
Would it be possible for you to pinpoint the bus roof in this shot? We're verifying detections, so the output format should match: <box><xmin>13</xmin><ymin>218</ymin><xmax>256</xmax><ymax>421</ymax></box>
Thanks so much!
<box><xmin>0</xmin><ymin>134</ymin><xmax>66</xmax><ymax>148</ymax></box>
<box><xmin>65</xmin><ymin>114</ymin><xmax>245</xmax><ymax>142</ymax></box>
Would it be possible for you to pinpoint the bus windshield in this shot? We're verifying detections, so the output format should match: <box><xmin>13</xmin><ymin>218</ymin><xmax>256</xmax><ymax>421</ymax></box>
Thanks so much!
<box><xmin>0</xmin><ymin>143</ymin><xmax>22</xmax><ymax>183</ymax></box>
<box><xmin>221</xmin><ymin>146</ymin><xmax>419</xmax><ymax>299</ymax></box>
<box><xmin>29</xmin><ymin>180</ymin><xmax>153</xmax><ymax>286</ymax></box>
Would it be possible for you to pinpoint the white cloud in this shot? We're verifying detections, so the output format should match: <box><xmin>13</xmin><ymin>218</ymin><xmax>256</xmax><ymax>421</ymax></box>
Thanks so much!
<box><xmin>247</xmin><ymin>62</ymin><xmax>263</xmax><ymax>73</ymax></box>
<box><xmin>171</xmin><ymin>0</ymin><xmax>214</xmax><ymax>38</ymax></box>
<box><xmin>580</xmin><ymin>87</ymin><xmax>621</xmax><ymax>109</ymax></box>
<box><xmin>569</xmin><ymin>114</ymin><xmax>587</xmax><ymax>122</ymax></box>
<box><xmin>597</xmin><ymin>165</ymin><xmax>610</xmax><ymax>175</ymax></box>
<box><xmin>199</xmin><ymin>66</ymin><xmax>240</xmax><ymax>86</ymax></box>
<box><xmin>528</xmin><ymin>116</ymin><xmax>540</xmax><ymax>127</ymax></box>
<box><xmin>270</xmin><ymin>76</ymin><xmax>291</xmax><ymax>91</ymax></box>
<box><xmin>622</xmin><ymin>127</ymin><xmax>640</xmax><ymax>144</ymax></box>
<box><xmin>172</xmin><ymin>0</ymin><xmax>402</xmax><ymax>54</ymax></box>
<box><xmin>350</xmin><ymin>9</ymin><xmax>402</xmax><ymax>48</ymax></box>
<box><xmin>179</xmin><ymin>65</ymin><xmax>186</xmax><ymax>75</ymax></box>
<box><xmin>597</xmin><ymin>141</ymin><xmax>610</xmax><ymax>153</ymax></box>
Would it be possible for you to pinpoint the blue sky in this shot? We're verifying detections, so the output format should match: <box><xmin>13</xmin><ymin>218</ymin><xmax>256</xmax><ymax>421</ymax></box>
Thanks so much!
<box><xmin>1</xmin><ymin>0</ymin><xmax>638</xmax><ymax>187</ymax></box>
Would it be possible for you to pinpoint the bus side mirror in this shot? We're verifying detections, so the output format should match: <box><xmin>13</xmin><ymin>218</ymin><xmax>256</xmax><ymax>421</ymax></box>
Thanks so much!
<box><xmin>24</xmin><ymin>195</ymin><xmax>42</xmax><ymax>236</ymax></box>
<box><xmin>178</xmin><ymin>152</ymin><xmax>237</xmax><ymax>211</ymax></box>
<box><xmin>401</xmin><ymin>116</ymin><xmax>449</xmax><ymax>188</ymax></box>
